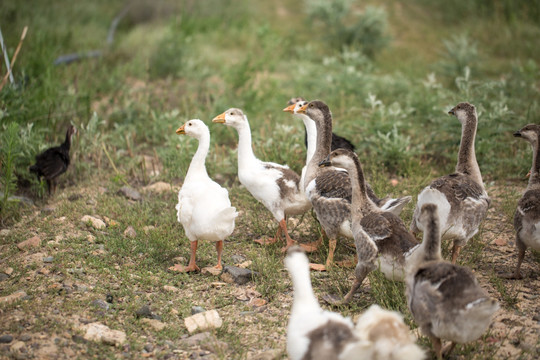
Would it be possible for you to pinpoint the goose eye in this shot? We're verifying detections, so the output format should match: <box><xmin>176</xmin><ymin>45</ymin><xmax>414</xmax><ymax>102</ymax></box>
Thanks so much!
<box><xmin>188</xmin><ymin>123</ymin><xmax>192</xmax><ymax>126</ymax></box>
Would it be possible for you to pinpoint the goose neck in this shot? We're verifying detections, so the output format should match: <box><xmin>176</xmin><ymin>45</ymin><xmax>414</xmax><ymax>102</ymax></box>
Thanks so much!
<box><xmin>301</xmin><ymin>115</ymin><xmax>317</xmax><ymax>165</ymax></box>
<box><xmin>235</xmin><ymin>120</ymin><xmax>258</xmax><ymax>169</ymax></box>
<box><xmin>185</xmin><ymin>133</ymin><xmax>210</xmax><ymax>180</ymax></box>
<box><xmin>528</xmin><ymin>140</ymin><xmax>540</xmax><ymax>190</ymax></box>
<box><xmin>290</xmin><ymin>261</ymin><xmax>320</xmax><ymax>311</ymax></box>
<box><xmin>348</xmin><ymin>157</ymin><xmax>376</xmax><ymax>217</ymax></box>
<box><xmin>456</xmin><ymin>117</ymin><xmax>483</xmax><ymax>185</ymax></box>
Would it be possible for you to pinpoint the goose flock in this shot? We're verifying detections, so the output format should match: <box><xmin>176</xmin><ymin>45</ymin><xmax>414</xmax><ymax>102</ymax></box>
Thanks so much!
<box><xmin>162</xmin><ymin>98</ymin><xmax>538</xmax><ymax>359</ymax></box>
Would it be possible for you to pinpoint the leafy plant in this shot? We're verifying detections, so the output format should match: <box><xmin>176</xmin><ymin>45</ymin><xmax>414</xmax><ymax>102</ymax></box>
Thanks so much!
<box><xmin>0</xmin><ymin>122</ymin><xmax>20</xmax><ymax>222</ymax></box>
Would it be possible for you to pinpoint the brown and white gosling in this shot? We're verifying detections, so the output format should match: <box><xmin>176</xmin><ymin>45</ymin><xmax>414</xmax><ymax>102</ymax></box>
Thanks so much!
<box><xmin>285</xmin><ymin>246</ymin><xmax>425</xmax><ymax>360</ymax></box>
<box><xmin>296</xmin><ymin>100</ymin><xmax>411</xmax><ymax>270</ymax></box>
<box><xmin>406</xmin><ymin>191</ymin><xmax>499</xmax><ymax>360</ymax></box>
<box><xmin>319</xmin><ymin>149</ymin><xmax>419</xmax><ymax>304</ymax></box>
<box><xmin>501</xmin><ymin>124</ymin><xmax>540</xmax><ymax>279</ymax></box>
<box><xmin>410</xmin><ymin>102</ymin><xmax>490</xmax><ymax>264</ymax></box>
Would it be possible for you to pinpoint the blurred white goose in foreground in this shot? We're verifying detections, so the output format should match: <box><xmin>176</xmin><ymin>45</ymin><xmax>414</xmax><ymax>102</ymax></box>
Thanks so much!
<box><xmin>170</xmin><ymin>119</ymin><xmax>238</xmax><ymax>273</ymax></box>
<box><xmin>213</xmin><ymin>108</ymin><xmax>314</xmax><ymax>252</ymax></box>
<box><xmin>501</xmin><ymin>124</ymin><xmax>540</xmax><ymax>279</ymax></box>
<box><xmin>406</xmin><ymin>193</ymin><xmax>498</xmax><ymax>359</ymax></box>
<box><xmin>319</xmin><ymin>149</ymin><xmax>419</xmax><ymax>304</ymax></box>
<box><xmin>410</xmin><ymin>102</ymin><xmax>490</xmax><ymax>264</ymax></box>
<box><xmin>285</xmin><ymin>246</ymin><xmax>425</xmax><ymax>360</ymax></box>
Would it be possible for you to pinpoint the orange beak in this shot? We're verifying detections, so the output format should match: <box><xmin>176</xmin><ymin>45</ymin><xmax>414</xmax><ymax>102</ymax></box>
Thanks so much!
<box><xmin>283</xmin><ymin>104</ymin><xmax>296</xmax><ymax>113</ymax></box>
<box><xmin>176</xmin><ymin>124</ymin><xmax>186</xmax><ymax>135</ymax></box>
<box><xmin>212</xmin><ymin>113</ymin><xmax>226</xmax><ymax>123</ymax></box>
<box><xmin>298</xmin><ymin>103</ymin><xmax>308</xmax><ymax>114</ymax></box>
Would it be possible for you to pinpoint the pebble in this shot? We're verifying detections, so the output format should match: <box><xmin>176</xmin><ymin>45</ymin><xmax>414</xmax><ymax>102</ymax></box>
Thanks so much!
<box><xmin>10</xmin><ymin>341</ymin><xmax>25</xmax><ymax>351</ymax></box>
<box><xmin>68</xmin><ymin>194</ymin><xmax>83</xmax><ymax>201</ymax></box>
<box><xmin>163</xmin><ymin>285</ymin><xmax>179</xmax><ymax>292</ymax></box>
<box><xmin>81</xmin><ymin>215</ymin><xmax>106</xmax><ymax>230</ymax></box>
<box><xmin>80</xmin><ymin>322</ymin><xmax>126</xmax><ymax>346</ymax></box>
<box><xmin>87</xmin><ymin>199</ymin><xmax>97</xmax><ymax>206</ymax></box>
<box><xmin>0</xmin><ymin>290</ymin><xmax>27</xmax><ymax>305</ymax></box>
<box><xmin>231</xmin><ymin>254</ymin><xmax>246</xmax><ymax>264</ymax></box>
<box><xmin>0</xmin><ymin>229</ymin><xmax>10</xmax><ymax>236</ymax></box>
<box><xmin>4</xmin><ymin>267</ymin><xmax>13</xmax><ymax>275</ymax></box>
<box><xmin>17</xmin><ymin>236</ymin><xmax>41</xmax><ymax>251</ymax></box>
<box><xmin>118</xmin><ymin>186</ymin><xmax>142</xmax><ymax>201</ymax></box>
<box><xmin>191</xmin><ymin>306</ymin><xmax>206</xmax><ymax>315</ymax></box>
<box><xmin>220</xmin><ymin>265</ymin><xmax>258</xmax><ymax>285</ymax></box>
<box><xmin>0</xmin><ymin>334</ymin><xmax>13</xmax><ymax>343</ymax></box>
<box><xmin>19</xmin><ymin>335</ymin><xmax>31</xmax><ymax>342</ymax></box>
<box><xmin>124</xmin><ymin>226</ymin><xmax>137</xmax><ymax>238</ymax></box>
<box><xmin>43</xmin><ymin>256</ymin><xmax>54</xmax><ymax>263</ymax></box>
<box><xmin>143</xmin><ymin>181</ymin><xmax>172</xmax><ymax>194</ymax></box>
<box><xmin>184</xmin><ymin>310</ymin><xmax>223</xmax><ymax>334</ymax></box>
<box><xmin>141</xmin><ymin>318</ymin><xmax>166</xmax><ymax>331</ymax></box>
<box><xmin>0</xmin><ymin>273</ymin><xmax>9</xmax><ymax>281</ymax></box>
<box><xmin>91</xmin><ymin>299</ymin><xmax>110</xmax><ymax>311</ymax></box>
<box><xmin>144</xmin><ymin>344</ymin><xmax>154</xmax><ymax>352</ymax></box>
<box><xmin>135</xmin><ymin>305</ymin><xmax>161</xmax><ymax>320</ymax></box>
<box><xmin>41</xmin><ymin>206</ymin><xmax>55</xmax><ymax>214</ymax></box>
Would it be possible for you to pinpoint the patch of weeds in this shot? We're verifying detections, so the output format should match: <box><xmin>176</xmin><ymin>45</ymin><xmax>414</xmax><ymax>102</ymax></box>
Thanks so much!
<box><xmin>489</xmin><ymin>273</ymin><xmax>519</xmax><ymax>308</ymax></box>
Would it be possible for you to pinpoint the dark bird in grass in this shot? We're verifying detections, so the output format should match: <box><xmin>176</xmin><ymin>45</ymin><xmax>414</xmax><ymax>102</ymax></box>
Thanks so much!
<box><xmin>29</xmin><ymin>125</ymin><xmax>77</xmax><ymax>195</ymax></box>
<box><xmin>287</xmin><ymin>97</ymin><xmax>356</xmax><ymax>152</ymax></box>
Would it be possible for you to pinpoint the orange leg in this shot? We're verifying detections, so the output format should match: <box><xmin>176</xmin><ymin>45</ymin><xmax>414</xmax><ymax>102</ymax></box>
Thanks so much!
<box><xmin>254</xmin><ymin>224</ymin><xmax>281</xmax><ymax>245</ymax></box>
<box><xmin>169</xmin><ymin>240</ymin><xmax>200</xmax><ymax>273</ymax></box>
<box><xmin>451</xmin><ymin>243</ymin><xmax>462</xmax><ymax>264</ymax></box>
<box><xmin>215</xmin><ymin>240</ymin><xmax>223</xmax><ymax>270</ymax></box>
<box><xmin>280</xmin><ymin>218</ymin><xmax>297</xmax><ymax>252</ymax></box>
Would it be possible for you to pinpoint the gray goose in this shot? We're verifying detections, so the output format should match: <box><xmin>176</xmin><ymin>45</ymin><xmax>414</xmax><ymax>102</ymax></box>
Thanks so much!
<box><xmin>319</xmin><ymin>149</ymin><xmax>419</xmax><ymax>304</ymax></box>
<box><xmin>285</xmin><ymin>246</ymin><xmax>425</xmax><ymax>360</ymax></box>
<box><xmin>501</xmin><ymin>124</ymin><xmax>540</xmax><ymax>279</ymax></box>
<box><xmin>410</xmin><ymin>102</ymin><xmax>490</xmax><ymax>264</ymax></box>
<box><xmin>406</xmin><ymin>197</ymin><xmax>499</xmax><ymax>360</ymax></box>
<box><xmin>297</xmin><ymin>100</ymin><xmax>411</xmax><ymax>270</ymax></box>
<box><xmin>212</xmin><ymin>108</ymin><xmax>312</xmax><ymax>252</ymax></box>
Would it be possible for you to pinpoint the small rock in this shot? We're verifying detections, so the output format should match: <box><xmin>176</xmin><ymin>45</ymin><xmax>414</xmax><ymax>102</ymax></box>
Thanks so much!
<box><xmin>0</xmin><ymin>290</ymin><xmax>27</xmax><ymax>305</ymax></box>
<box><xmin>184</xmin><ymin>310</ymin><xmax>222</xmax><ymax>334</ymax></box>
<box><xmin>0</xmin><ymin>334</ymin><xmax>13</xmax><ymax>343</ymax></box>
<box><xmin>38</xmin><ymin>267</ymin><xmax>50</xmax><ymax>275</ymax></box>
<box><xmin>87</xmin><ymin>234</ymin><xmax>96</xmax><ymax>243</ymax></box>
<box><xmin>143</xmin><ymin>181</ymin><xmax>172</xmax><ymax>194</ymax></box>
<box><xmin>81</xmin><ymin>215</ymin><xmax>106</xmax><ymax>230</ymax></box>
<box><xmin>135</xmin><ymin>305</ymin><xmax>160</xmax><ymax>319</ymax></box>
<box><xmin>103</xmin><ymin>216</ymin><xmax>119</xmax><ymax>227</ymax></box>
<box><xmin>4</xmin><ymin>267</ymin><xmax>13</xmax><ymax>275</ymax></box>
<box><xmin>91</xmin><ymin>299</ymin><xmax>110</xmax><ymax>311</ymax></box>
<box><xmin>248</xmin><ymin>298</ymin><xmax>267</xmax><ymax>307</ymax></box>
<box><xmin>118</xmin><ymin>186</ymin><xmax>142</xmax><ymax>201</ymax></box>
<box><xmin>163</xmin><ymin>285</ymin><xmax>179</xmax><ymax>292</ymax></box>
<box><xmin>87</xmin><ymin>199</ymin><xmax>97</xmax><ymax>206</ymax></box>
<box><xmin>237</xmin><ymin>260</ymin><xmax>253</xmax><ymax>269</ymax></box>
<box><xmin>191</xmin><ymin>306</ymin><xmax>206</xmax><ymax>315</ymax></box>
<box><xmin>231</xmin><ymin>255</ymin><xmax>246</xmax><ymax>264</ymax></box>
<box><xmin>201</xmin><ymin>266</ymin><xmax>222</xmax><ymax>276</ymax></box>
<box><xmin>141</xmin><ymin>318</ymin><xmax>166</xmax><ymax>331</ymax></box>
<box><xmin>220</xmin><ymin>265</ymin><xmax>258</xmax><ymax>285</ymax></box>
<box><xmin>10</xmin><ymin>341</ymin><xmax>25</xmax><ymax>351</ymax></box>
<box><xmin>494</xmin><ymin>238</ymin><xmax>507</xmax><ymax>246</ymax></box>
<box><xmin>81</xmin><ymin>322</ymin><xmax>126</xmax><ymax>346</ymax></box>
<box><xmin>124</xmin><ymin>226</ymin><xmax>137</xmax><ymax>238</ymax></box>
<box><xmin>68</xmin><ymin>194</ymin><xmax>83</xmax><ymax>201</ymax></box>
<box><xmin>19</xmin><ymin>335</ymin><xmax>31</xmax><ymax>342</ymax></box>
<box><xmin>248</xmin><ymin>349</ymin><xmax>282</xmax><ymax>360</ymax></box>
<box><xmin>17</xmin><ymin>236</ymin><xmax>41</xmax><ymax>251</ymax></box>
<box><xmin>143</xmin><ymin>226</ymin><xmax>155</xmax><ymax>234</ymax></box>
<box><xmin>144</xmin><ymin>344</ymin><xmax>154</xmax><ymax>352</ymax></box>
<box><xmin>0</xmin><ymin>229</ymin><xmax>10</xmax><ymax>237</ymax></box>
<box><xmin>43</xmin><ymin>256</ymin><xmax>54</xmax><ymax>263</ymax></box>
<box><xmin>0</xmin><ymin>273</ymin><xmax>9</xmax><ymax>281</ymax></box>
<box><xmin>41</xmin><ymin>206</ymin><xmax>55</xmax><ymax>214</ymax></box>
<box><xmin>106</xmin><ymin>294</ymin><xmax>114</xmax><ymax>303</ymax></box>
<box><xmin>390</xmin><ymin>179</ymin><xmax>399</xmax><ymax>187</ymax></box>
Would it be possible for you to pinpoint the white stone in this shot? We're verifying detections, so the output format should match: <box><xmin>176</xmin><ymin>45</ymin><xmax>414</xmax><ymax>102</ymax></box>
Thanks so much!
<box><xmin>81</xmin><ymin>322</ymin><xmax>126</xmax><ymax>346</ymax></box>
<box><xmin>81</xmin><ymin>215</ymin><xmax>106</xmax><ymax>230</ymax></box>
<box><xmin>143</xmin><ymin>181</ymin><xmax>172</xmax><ymax>193</ymax></box>
<box><xmin>184</xmin><ymin>310</ymin><xmax>222</xmax><ymax>334</ymax></box>
<box><xmin>0</xmin><ymin>290</ymin><xmax>27</xmax><ymax>305</ymax></box>
<box><xmin>141</xmin><ymin>318</ymin><xmax>166</xmax><ymax>331</ymax></box>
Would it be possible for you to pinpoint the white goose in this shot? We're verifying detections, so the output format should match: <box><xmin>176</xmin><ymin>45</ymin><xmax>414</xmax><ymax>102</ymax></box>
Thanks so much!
<box><xmin>502</xmin><ymin>124</ymin><xmax>540</xmax><ymax>279</ymax></box>
<box><xmin>285</xmin><ymin>246</ymin><xmax>425</xmax><ymax>360</ymax></box>
<box><xmin>212</xmin><ymin>108</ymin><xmax>312</xmax><ymax>251</ymax></box>
<box><xmin>410</xmin><ymin>102</ymin><xmax>490</xmax><ymax>264</ymax></box>
<box><xmin>406</xmin><ymin>194</ymin><xmax>499</xmax><ymax>359</ymax></box>
<box><xmin>170</xmin><ymin>119</ymin><xmax>238</xmax><ymax>273</ymax></box>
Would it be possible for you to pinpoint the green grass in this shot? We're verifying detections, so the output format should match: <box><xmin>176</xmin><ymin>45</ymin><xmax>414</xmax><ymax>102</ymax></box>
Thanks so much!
<box><xmin>1</xmin><ymin>0</ymin><xmax>540</xmax><ymax>358</ymax></box>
